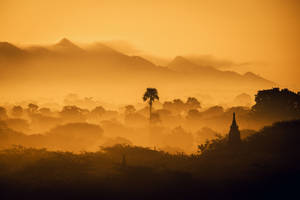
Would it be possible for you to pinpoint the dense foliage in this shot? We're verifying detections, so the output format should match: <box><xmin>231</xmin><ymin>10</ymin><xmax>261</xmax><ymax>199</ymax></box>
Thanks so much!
<box><xmin>1</xmin><ymin>120</ymin><xmax>300</xmax><ymax>199</ymax></box>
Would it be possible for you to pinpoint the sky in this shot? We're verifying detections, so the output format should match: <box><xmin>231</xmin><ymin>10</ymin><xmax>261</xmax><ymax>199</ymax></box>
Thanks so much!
<box><xmin>0</xmin><ymin>0</ymin><xmax>299</xmax><ymax>88</ymax></box>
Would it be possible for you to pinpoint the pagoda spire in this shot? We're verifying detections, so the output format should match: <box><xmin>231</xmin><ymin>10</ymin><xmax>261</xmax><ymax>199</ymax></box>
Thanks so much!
<box><xmin>228</xmin><ymin>112</ymin><xmax>241</xmax><ymax>145</ymax></box>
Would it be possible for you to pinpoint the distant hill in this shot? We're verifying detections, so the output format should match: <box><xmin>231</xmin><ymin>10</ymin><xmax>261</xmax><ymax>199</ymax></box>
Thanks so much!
<box><xmin>0</xmin><ymin>39</ymin><xmax>276</xmax><ymax>101</ymax></box>
<box><xmin>0</xmin><ymin>42</ymin><xmax>27</xmax><ymax>61</ymax></box>
<box><xmin>168</xmin><ymin>56</ymin><xmax>274</xmax><ymax>86</ymax></box>
<box><xmin>168</xmin><ymin>56</ymin><xmax>220</xmax><ymax>73</ymax></box>
<box><xmin>0</xmin><ymin>39</ymin><xmax>273</xmax><ymax>84</ymax></box>
<box><xmin>51</xmin><ymin>38</ymin><xmax>85</xmax><ymax>54</ymax></box>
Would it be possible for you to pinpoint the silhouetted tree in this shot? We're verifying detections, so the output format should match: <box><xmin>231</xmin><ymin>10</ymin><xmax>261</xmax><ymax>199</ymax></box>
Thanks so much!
<box><xmin>124</xmin><ymin>105</ymin><xmax>136</xmax><ymax>115</ymax></box>
<box><xmin>143</xmin><ymin>88</ymin><xmax>159</xmax><ymax>121</ymax></box>
<box><xmin>28</xmin><ymin>103</ymin><xmax>39</xmax><ymax>114</ymax></box>
<box><xmin>90</xmin><ymin>106</ymin><xmax>105</xmax><ymax>118</ymax></box>
<box><xmin>11</xmin><ymin>106</ymin><xmax>23</xmax><ymax>118</ymax></box>
<box><xmin>163</xmin><ymin>99</ymin><xmax>186</xmax><ymax>114</ymax></box>
<box><xmin>252</xmin><ymin>88</ymin><xmax>300</xmax><ymax>120</ymax></box>
<box><xmin>186</xmin><ymin>97</ymin><xmax>201</xmax><ymax>110</ymax></box>
<box><xmin>60</xmin><ymin>105</ymin><xmax>86</xmax><ymax>122</ymax></box>
<box><xmin>173</xmin><ymin>99</ymin><xmax>185</xmax><ymax>113</ymax></box>
<box><xmin>0</xmin><ymin>107</ymin><xmax>8</xmax><ymax>120</ymax></box>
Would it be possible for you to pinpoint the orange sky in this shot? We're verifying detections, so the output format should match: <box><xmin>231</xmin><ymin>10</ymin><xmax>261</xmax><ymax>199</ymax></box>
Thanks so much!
<box><xmin>0</xmin><ymin>0</ymin><xmax>299</xmax><ymax>88</ymax></box>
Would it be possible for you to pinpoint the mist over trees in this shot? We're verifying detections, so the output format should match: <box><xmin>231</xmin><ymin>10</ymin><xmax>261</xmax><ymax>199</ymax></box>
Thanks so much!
<box><xmin>0</xmin><ymin>87</ymin><xmax>299</xmax><ymax>154</ymax></box>
<box><xmin>0</xmin><ymin>87</ymin><xmax>299</xmax><ymax>200</ymax></box>
<box><xmin>1</xmin><ymin>118</ymin><xmax>299</xmax><ymax>200</ymax></box>
<box><xmin>1</xmin><ymin>0</ymin><xmax>299</xmax><ymax>197</ymax></box>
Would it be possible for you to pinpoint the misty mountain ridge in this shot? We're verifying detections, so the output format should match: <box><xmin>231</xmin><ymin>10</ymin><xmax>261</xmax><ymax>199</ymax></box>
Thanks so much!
<box><xmin>168</xmin><ymin>56</ymin><xmax>220</xmax><ymax>73</ymax></box>
<box><xmin>168</xmin><ymin>56</ymin><xmax>272</xmax><ymax>85</ymax></box>
<box><xmin>0</xmin><ymin>38</ymin><xmax>276</xmax><ymax>101</ymax></box>
<box><xmin>0</xmin><ymin>39</ymin><xmax>270</xmax><ymax>79</ymax></box>
<box><xmin>0</xmin><ymin>42</ymin><xmax>27</xmax><ymax>59</ymax></box>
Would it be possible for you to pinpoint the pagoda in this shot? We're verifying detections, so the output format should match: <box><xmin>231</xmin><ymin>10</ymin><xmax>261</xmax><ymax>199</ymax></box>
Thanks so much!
<box><xmin>228</xmin><ymin>112</ymin><xmax>241</xmax><ymax>145</ymax></box>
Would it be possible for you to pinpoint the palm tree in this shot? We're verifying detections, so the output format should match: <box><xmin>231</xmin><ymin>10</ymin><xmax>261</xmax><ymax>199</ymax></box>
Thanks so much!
<box><xmin>143</xmin><ymin>88</ymin><xmax>159</xmax><ymax>121</ymax></box>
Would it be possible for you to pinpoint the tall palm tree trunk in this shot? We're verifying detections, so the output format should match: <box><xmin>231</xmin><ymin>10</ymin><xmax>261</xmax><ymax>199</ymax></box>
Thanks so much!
<box><xmin>149</xmin><ymin>101</ymin><xmax>152</xmax><ymax>122</ymax></box>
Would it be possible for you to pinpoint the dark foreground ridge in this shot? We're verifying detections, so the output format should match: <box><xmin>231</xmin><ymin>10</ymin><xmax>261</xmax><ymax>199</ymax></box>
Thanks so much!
<box><xmin>0</xmin><ymin>120</ymin><xmax>300</xmax><ymax>200</ymax></box>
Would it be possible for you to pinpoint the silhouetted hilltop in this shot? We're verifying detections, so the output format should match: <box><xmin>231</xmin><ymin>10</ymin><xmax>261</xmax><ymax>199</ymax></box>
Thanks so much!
<box><xmin>168</xmin><ymin>56</ymin><xmax>192</xmax><ymax>67</ymax></box>
<box><xmin>51</xmin><ymin>38</ymin><xmax>85</xmax><ymax>54</ymax></box>
<box><xmin>0</xmin><ymin>42</ymin><xmax>27</xmax><ymax>60</ymax></box>
<box><xmin>243</xmin><ymin>71</ymin><xmax>270</xmax><ymax>83</ymax></box>
<box><xmin>168</xmin><ymin>56</ymin><xmax>274</xmax><ymax>85</ymax></box>
<box><xmin>168</xmin><ymin>56</ymin><xmax>221</xmax><ymax>74</ymax></box>
<box><xmin>55</xmin><ymin>38</ymin><xmax>77</xmax><ymax>47</ymax></box>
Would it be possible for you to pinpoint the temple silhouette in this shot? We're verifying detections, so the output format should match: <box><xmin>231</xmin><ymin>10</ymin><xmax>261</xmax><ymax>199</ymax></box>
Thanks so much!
<box><xmin>228</xmin><ymin>112</ymin><xmax>241</xmax><ymax>145</ymax></box>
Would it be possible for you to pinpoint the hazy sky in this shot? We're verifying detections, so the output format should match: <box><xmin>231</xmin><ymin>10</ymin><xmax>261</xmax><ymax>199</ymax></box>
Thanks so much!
<box><xmin>0</xmin><ymin>0</ymin><xmax>299</xmax><ymax>88</ymax></box>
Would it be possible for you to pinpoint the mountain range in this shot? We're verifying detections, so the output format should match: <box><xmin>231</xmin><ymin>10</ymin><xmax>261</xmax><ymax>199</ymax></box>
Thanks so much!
<box><xmin>0</xmin><ymin>38</ymin><xmax>276</xmax><ymax>102</ymax></box>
